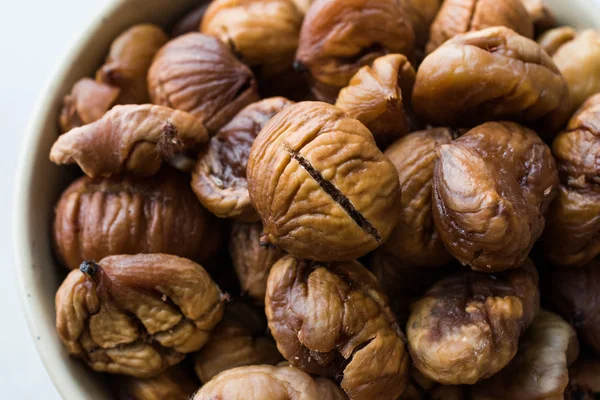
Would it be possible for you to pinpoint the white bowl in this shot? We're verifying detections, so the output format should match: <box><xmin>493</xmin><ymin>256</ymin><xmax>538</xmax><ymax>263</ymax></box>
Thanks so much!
<box><xmin>13</xmin><ymin>0</ymin><xmax>600</xmax><ymax>398</ymax></box>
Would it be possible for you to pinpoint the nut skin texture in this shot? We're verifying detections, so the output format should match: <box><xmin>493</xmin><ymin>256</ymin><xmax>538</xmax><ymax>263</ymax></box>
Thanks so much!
<box><xmin>229</xmin><ymin>221</ymin><xmax>285</xmax><ymax>303</ymax></box>
<box><xmin>112</xmin><ymin>364</ymin><xmax>199</xmax><ymax>400</ymax></box>
<box><xmin>53</xmin><ymin>170</ymin><xmax>220</xmax><ymax>270</ymax></box>
<box><xmin>382</xmin><ymin>128</ymin><xmax>453</xmax><ymax>268</ymax></box>
<box><xmin>433</xmin><ymin>121</ymin><xmax>558</xmax><ymax>272</ymax></box>
<box><xmin>335</xmin><ymin>54</ymin><xmax>417</xmax><ymax>149</ymax></box>
<box><xmin>407</xmin><ymin>259</ymin><xmax>540</xmax><ymax>385</ymax></box>
<box><xmin>295</xmin><ymin>0</ymin><xmax>415</xmax><ymax>103</ymax></box>
<box><xmin>55</xmin><ymin>254</ymin><xmax>225</xmax><ymax>377</ymax></box>
<box><xmin>538</xmin><ymin>26</ymin><xmax>577</xmax><ymax>56</ymax></box>
<box><xmin>50</xmin><ymin>104</ymin><xmax>209</xmax><ymax>178</ymax></box>
<box><xmin>148</xmin><ymin>33</ymin><xmax>259</xmax><ymax>133</ymax></box>
<box><xmin>426</xmin><ymin>0</ymin><xmax>534</xmax><ymax>54</ymax></box>
<box><xmin>247</xmin><ymin>102</ymin><xmax>401</xmax><ymax>262</ymax></box>
<box><xmin>566</xmin><ymin>355</ymin><xmax>600</xmax><ymax>400</ymax></box>
<box><xmin>543</xmin><ymin>261</ymin><xmax>600</xmax><ymax>354</ymax></box>
<box><xmin>519</xmin><ymin>0</ymin><xmax>556</xmax><ymax>33</ymax></box>
<box><xmin>414</xmin><ymin>27</ymin><xmax>572</xmax><ymax>136</ymax></box>
<box><xmin>553</xmin><ymin>30</ymin><xmax>600</xmax><ymax>112</ymax></box>
<box><xmin>201</xmin><ymin>0</ymin><xmax>303</xmax><ymax>76</ymax></box>
<box><xmin>191</xmin><ymin>97</ymin><xmax>294</xmax><ymax>220</ymax></box>
<box><xmin>96</xmin><ymin>24</ymin><xmax>168</xmax><ymax>105</ymax></box>
<box><xmin>399</xmin><ymin>0</ymin><xmax>441</xmax><ymax>47</ymax></box>
<box><xmin>470</xmin><ymin>310</ymin><xmax>579</xmax><ymax>400</ymax></box>
<box><xmin>544</xmin><ymin>94</ymin><xmax>600</xmax><ymax>266</ymax></box>
<box><xmin>265</xmin><ymin>256</ymin><xmax>410</xmax><ymax>400</ymax></box>
<box><xmin>193</xmin><ymin>302</ymin><xmax>283</xmax><ymax>383</ymax></box>
<box><xmin>59</xmin><ymin>78</ymin><xmax>120</xmax><ymax>134</ymax></box>
<box><xmin>194</xmin><ymin>364</ymin><xmax>347</xmax><ymax>400</ymax></box>
<box><xmin>170</xmin><ymin>3</ymin><xmax>209</xmax><ymax>37</ymax></box>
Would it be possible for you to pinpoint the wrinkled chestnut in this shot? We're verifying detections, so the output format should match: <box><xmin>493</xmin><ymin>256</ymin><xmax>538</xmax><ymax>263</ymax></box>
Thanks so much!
<box><xmin>148</xmin><ymin>33</ymin><xmax>259</xmax><ymax>133</ymax></box>
<box><xmin>191</xmin><ymin>97</ymin><xmax>294</xmax><ymax>220</ymax></box>
<box><xmin>427</xmin><ymin>0</ymin><xmax>533</xmax><ymax>54</ymax></box>
<box><xmin>247</xmin><ymin>102</ymin><xmax>401</xmax><ymax>262</ymax></box>
<box><xmin>59</xmin><ymin>78</ymin><xmax>119</xmax><ymax>133</ymax></box>
<box><xmin>96</xmin><ymin>24</ymin><xmax>168</xmax><ymax>105</ymax></box>
<box><xmin>194</xmin><ymin>302</ymin><xmax>282</xmax><ymax>382</ymax></box>
<box><xmin>266</xmin><ymin>255</ymin><xmax>409</xmax><ymax>399</ymax></box>
<box><xmin>295</xmin><ymin>0</ymin><xmax>415</xmax><ymax>102</ymax></box>
<box><xmin>538</xmin><ymin>26</ymin><xmax>577</xmax><ymax>56</ymax></box>
<box><xmin>229</xmin><ymin>221</ymin><xmax>285</xmax><ymax>303</ymax></box>
<box><xmin>399</xmin><ymin>0</ymin><xmax>441</xmax><ymax>47</ymax></box>
<box><xmin>414</xmin><ymin>27</ymin><xmax>571</xmax><ymax>135</ymax></box>
<box><xmin>194</xmin><ymin>364</ymin><xmax>346</xmax><ymax>400</ymax></box>
<box><xmin>53</xmin><ymin>169</ymin><xmax>220</xmax><ymax>270</ymax></box>
<box><xmin>433</xmin><ymin>121</ymin><xmax>558</xmax><ymax>272</ymax></box>
<box><xmin>201</xmin><ymin>0</ymin><xmax>303</xmax><ymax>76</ymax></box>
<box><xmin>50</xmin><ymin>104</ymin><xmax>209</xmax><ymax>178</ymax></box>
<box><xmin>519</xmin><ymin>0</ymin><xmax>556</xmax><ymax>32</ymax></box>
<box><xmin>407</xmin><ymin>259</ymin><xmax>540</xmax><ymax>385</ymax></box>
<box><xmin>112</xmin><ymin>364</ymin><xmax>199</xmax><ymax>400</ymax></box>
<box><xmin>55</xmin><ymin>254</ymin><xmax>225</xmax><ymax>377</ymax></box>
<box><xmin>335</xmin><ymin>54</ymin><xmax>417</xmax><ymax>148</ymax></box>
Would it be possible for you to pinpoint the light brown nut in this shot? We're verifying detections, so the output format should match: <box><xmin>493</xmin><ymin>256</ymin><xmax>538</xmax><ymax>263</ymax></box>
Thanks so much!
<box><xmin>55</xmin><ymin>254</ymin><xmax>225</xmax><ymax>377</ymax></box>
<box><xmin>194</xmin><ymin>364</ymin><xmax>347</xmax><ymax>400</ymax></box>
<box><xmin>247</xmin><ymin>102</ymin><xmax>401</xmax><ymax>262</ymax></box>
<box><xmin>407</xmin><ymin>259</ymin><xmax>540</xmax><ymax>385</ymax></box>
<box><xmin>193</xmin><ymin>302</ymin><xmax>282</xmax><ymax>382</ymax></box>
<box><xmin>335</xmin><ymin>54</ymin><xmax>417</xmax><ymax>148</ymax></box>
<box><xmin>382</xmin><ymin>128</ymin><xmax>452</xmax><ymax>267</ymax></box>
<box><xmin>543</xmin><ymin>261</ymin><xmax>600</xmax><ymax>354</ymax></box>
<box><xmin>470</xmin><ymin>310</ymin><xmax>579</xmax><ymax>400</ymax></box>
<box><xmin>59</xmin><ymin>78</ymin><xmax>120</xmax><ymax>134</ymax></box>
<box><xmin>148</xmin><ymin>33</ymin><xmax>259</xmax><ymax>133</ymax></box>
<box><xmin>553</xmin><ymin>30</ymin><xmax>600</xmax><ymax>112</ymax></box>
<box><xmin>537</xmin><ymin>26</ymin><xmax>577</xmax><ymax>56</ymax></box>
<box><xmin>191</xmin><ymin>97</ymin><xmax>294</xmax><ymax>220</ymax></box>
<box><xmin>170</xmin><ymin>3</ymin><xmax>209</xmax><ymax>37</ymax></box>
<box><xmin>96</xmin><ymin>24</ymin><xmax>168</xmax><ymax>105</ymax></box>
<box><xmin>53</xmin><ymin>169</ymin><xmax>220</xmax><ymax>270</ymax></box>
<box><xmin>266</xmin><ymin>256</ymin><xmax>410</xmax><ymax>400</ymax></box>
<box><xmin>433</xmin><ymin>122</ymin><xmax>558</xmax><ymax>272</ymax></box>
<box><xmin>519</xmin><ymin>0</ymin><xmax>556</xmax><ymax>32</ymax></box>
<box><xmin>112</xmin><ymin>364</ymin><xmax>199</xmax><ymax>400</ymax></box>
<box><xmin>414</xmin><ymin>27</ymin><xmax>571</xmax><ymax>136</ymax></box>
<box><xmin>201</xmin><ymin>0</ymin><xmax>303</xmax><ymax>76</ymax></box>
<box><xmin>294</xmin><ymin>0</ymin><xmax>415</xmax><ymax>103</ymax></box>
<box><xmin>427</xmin><ymin>0</ymin><xmax>533</xmax><ymax>54</ymax></box>
<box><xmin>567</xmin><ymin>355</ymin><xmax>600</xmax><ymax>400</ymax></box>
<box><xmin>229</xmin><ymin>221</ymin><xmax>285</xmax><ymax>303</ymax></box>
<box><xmin>50</xmin><ymin>104</ymin><xmax>209</xmax><ymax>178</ymax></box>
<box><xmin>399</xmin><ymin>0</ymin><xmax>441</xmax><ymax>47</ymax></box>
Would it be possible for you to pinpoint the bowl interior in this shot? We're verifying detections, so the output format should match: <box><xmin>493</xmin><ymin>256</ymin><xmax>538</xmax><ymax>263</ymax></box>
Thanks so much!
<box><xmin>13</xmin><ymin>0</ymin><xmax>600</xmax><ymax>399</ymax></box>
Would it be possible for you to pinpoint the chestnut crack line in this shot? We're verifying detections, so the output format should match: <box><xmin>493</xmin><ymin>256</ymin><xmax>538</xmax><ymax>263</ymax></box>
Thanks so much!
<box><xmin>282</xmin><ymin>142</ymin><xmax>381</xmax><ymax>242</ymax></box>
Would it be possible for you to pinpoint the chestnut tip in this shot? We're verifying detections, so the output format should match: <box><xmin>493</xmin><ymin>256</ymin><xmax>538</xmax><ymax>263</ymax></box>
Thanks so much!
<box><xmin>80</xmin><ymin>260</ymin><xmax>99</xmax><ymax>282</ymax></box>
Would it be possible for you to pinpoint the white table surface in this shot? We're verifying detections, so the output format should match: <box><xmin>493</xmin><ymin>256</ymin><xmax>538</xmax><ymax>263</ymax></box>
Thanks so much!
<box><xmin>1</xmin><ymin>1</ymin><xmax>109</xmax><ymax>398</ymax></box>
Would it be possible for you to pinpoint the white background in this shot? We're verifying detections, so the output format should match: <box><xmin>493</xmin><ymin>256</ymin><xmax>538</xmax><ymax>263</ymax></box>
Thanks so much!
<box><xmin>0</xmin><ymin>1</ymin><xmax>108</xmax><ymax>398</ymax></box>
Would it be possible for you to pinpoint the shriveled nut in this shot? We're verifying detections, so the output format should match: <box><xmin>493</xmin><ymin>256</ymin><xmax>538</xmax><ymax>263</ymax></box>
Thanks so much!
<box><xmin>543</xmin><ymin>261</ymin><xmax>600</xmax><ymax>354</ymax></box>
<box><xmin>544</xmin><ymin>94</ymin><xmax>600</xmax><ymax>266</ymax></box>
<box><xmin>112</xmin><ymin>364</ymin><xmax>199</xmax><ymax>400</ymax></box>
<box><xmin>382</xmin><ymin>128</ymin><xmax>452</xmax><ymax>267</ymax></box>
<box><xmin>53</xmin><ymin>169</ymin><xmax>220</xmax><ymax>270</ymax></box>
<box><xmin>194</xmin><ymin>302</ymin><xmax>282</xmax><ymax>382</ymax></box>
<box><xmin>519</xmin><ymin>0</ymin><xmax>556</xmax><ymax>32</ymax></box>
<box><xmin>470</xmin><ymin>310</ymin><xmax>579</xmax><ymax>400</ymax></box>
<box><xmin>192</xmin><ymin>97</ymin><xmax>294</xmax><ymax>220</ymax></box>
<box><xmin>553</xmin><ymin>30</ymin><xmax>600</xmax><ymax>112</ymax></box>
<box><xmin>414</xmin><ymin>27</ymin><xmax>571</xmax><ymax>135</ymax></box>
<box><xmin>399</xmin><ymin>0</ymin><xmax>441</xmax><ymax>46</ymax></box>
<box><xmin>335</xmin><ymin>54</ymin><xmax>417</xmax><ymax>148</ymax></box>
<box><xmin>148</xmin><ymin>33</ymin><xmax>259</xmax><ymax>133</ymax></box>
<box><xmin>537</xmin><ymin>26</ymin><xmax>577</xmax><ymax>56</ymax></box>
<box><xmin>407</xmin><ymin>259</ymin><xmax>540</xmax><ymax>385</ymax></box>
<box><xmin>229</xmin><ymin>221</ymin><xmax>285</xmax><ymax>303</ymax></box>
<box><xmin>171</xmin><ymin>3</ymin><xmax>209</xmax><ymax>37</ymax></box>
<box><xmin>201</xmin><ymin>0</ymin><xmax>303</xmax><ymax>76</ymax></box>
<box><xmin>194</xmin><ymin>364</ymin><xmax>347</xmax><ymax>400</ymax></box>
<box><xmin>96</xmin><ymin>24</ymin><xmax>168</xmax><ymax>104</ymax></box>
<box><xmin>566</xmin><ymin>355</ymin><xmax>600</xmax><ymax>400</ymax></box>
<box><xmin>247</xmin><ymin>102</ymin><xmax>401</xmax><ymax>261</ymax></box>
<box><xmin>266</xmin><ymin>256</ymin><xmax>410</xmax><ymax>400</ymax></box>
<box><xmin>59</xmin><ymin>78</ymin><xmax>119</xmax><ymax>133</ymax></box>
<box><xmin>433</xmin><ymin>122</ymin><xmax>558</xmax><ymax>272</ymax></box>
<box><xmin>50</xmin><ymin>104</ymin><xmax>209</xmax><ymax>178</ymax></box>
<box><xmin>295</xmin><ymin>0</ymin><xmax>415</xmax><ymax>103</ymax></box>
<box><xmin>55</xmin><ymin>254</ymin><xmax>225</xmax><ymax>377</ymax></box>
<box><xmin>427</xmin><ymin>0</ymin><xmax>533</xmax><ymax>54</ymax></box>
